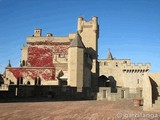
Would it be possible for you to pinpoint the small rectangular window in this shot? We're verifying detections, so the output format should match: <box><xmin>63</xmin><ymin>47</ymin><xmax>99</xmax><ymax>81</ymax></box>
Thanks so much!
<box><xmin>104</xmin><ymin>62</ymin><xmax>107</xmax><ymax>65</ymax></box>
<box><xmin>124</xmin><ymin>61</ymin><xmax>127</xmax><ymax>63</ymax></box>
<box><xmin>59</xmin><ymin>54</ymin><xmax>65</xmax><ymax>58</ymax></box>
<box><xmin>137</xmin><ymin>79</ymin><xmax>140</xmax><ymax>84</ymax></box>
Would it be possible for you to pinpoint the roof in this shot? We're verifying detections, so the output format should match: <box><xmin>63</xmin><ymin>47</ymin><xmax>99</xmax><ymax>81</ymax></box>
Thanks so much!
<box><xmin>69</xmin><ymin>32</ymin><xmax>85</xmax><ymax>48</ymax></box>
<box><xmin>7</xmin><ymin>60</ymin><xmax>11</xmax><ymax>67</ymax></box>
<box><xmin>107</xmin><ymin>48</ymin><xmax>113</xmax><ymax>60</ymax></box>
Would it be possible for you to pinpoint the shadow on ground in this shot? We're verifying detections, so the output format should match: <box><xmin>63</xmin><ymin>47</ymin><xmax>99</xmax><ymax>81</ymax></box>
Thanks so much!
<box><xmin>0</xmin><ymin>97</ymin><xmax>93</xmax><ymax>103</ymax></box>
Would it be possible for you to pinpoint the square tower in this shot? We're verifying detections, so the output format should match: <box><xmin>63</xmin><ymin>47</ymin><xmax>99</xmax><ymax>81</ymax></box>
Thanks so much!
<box><xmin>78</xmin><ymin>17</ymin><xmax>99</xmax><ymax>59</ymax></box>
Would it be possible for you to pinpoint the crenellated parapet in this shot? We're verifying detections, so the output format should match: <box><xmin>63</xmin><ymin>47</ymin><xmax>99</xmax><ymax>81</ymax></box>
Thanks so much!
<box><xmin>26</xmin><ymin>36</ymin><xmax>70</xmax><ymax>45</ymax></box>
<box><xmin>26</xmin><ymin>29</ymin><xmax>71</xmax><ymax>45</ymax></box>
<box><xmin>77</xmin><ymin>16</ymin><xmax>99</xmax><ymax>60</ymax></box>
<box><xmin>78</xmin><ymin>16</ymin><xmax>98</xmax><ymax>33</ymax></box>
<box><xmin>123</xmin><ymin>63</ymin><xmax>150</xmax><ymax>73</ymax></box>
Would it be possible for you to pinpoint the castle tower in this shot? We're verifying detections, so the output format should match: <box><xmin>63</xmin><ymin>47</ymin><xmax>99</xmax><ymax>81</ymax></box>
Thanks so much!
<box><xmin>68</xmin><ymin>32</ymin><xmax>85</xmax><ymax>92</ymax></box>
<box><xmin>77</xmin><ymin>17</ymin><xmax>99</xmax><ymax>91</ymax></box>
<box><xmin>78</xmin><ymin>16</ymin><xmax>99</xmax><ymax>59</ymax></box>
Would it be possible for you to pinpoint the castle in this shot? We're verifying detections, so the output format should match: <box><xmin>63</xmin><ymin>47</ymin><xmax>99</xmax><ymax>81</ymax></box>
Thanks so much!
<box><xmin>1</xmin><ymin>17</ymin><xmax>160</xmax><ymax>111</ymax></box>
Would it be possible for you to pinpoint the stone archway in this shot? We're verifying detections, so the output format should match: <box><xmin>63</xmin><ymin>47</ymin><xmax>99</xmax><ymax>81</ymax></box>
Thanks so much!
<box><xmin>98</xmin><ymin>75</ymin><xmax>109</xmax><ymax>87</ymax></box>
<box><xmin>57</xmin><ymin>70</ymin><xmax>67</xmax><ymax>86</ymax></box>
<box><xmin>27</xmin><ymin>81</ymin><xmax>30</xmax><ymax>85</ymax></box>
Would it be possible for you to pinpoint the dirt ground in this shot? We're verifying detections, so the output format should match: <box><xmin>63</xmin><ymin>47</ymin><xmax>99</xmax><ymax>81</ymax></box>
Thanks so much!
<box><xmin>0</xmin><ymin>99</ymin><xmax>160</xmax><ymax>120</ymax></box>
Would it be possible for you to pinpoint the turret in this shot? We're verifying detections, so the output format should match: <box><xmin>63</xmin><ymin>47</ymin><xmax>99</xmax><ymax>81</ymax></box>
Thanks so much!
<box><xmin>92</xmin><ymin>16</ymin><xmax>98</xmax><ymax>32</ymax></box>
<box><xmin>6</xmin><ymin>60</ymin><xmax>11</xmax><ymax>68</ymax></box>
<box><xmin>107</xmin><ymin>48</ymin><xmax>113</xmax><ymax>60</ymax></box>
<box><xmin>78</xmin><ymin>17</ymin><xmax>83</xmax><ymax>33</ymax></box>
<box><xmin>68</xmin><ymin>32</ymin><xmax>85</xmax><ymax>92</ymax></box>
<box><xmin>77</xmin><ymin>17</ymin><xmax>99</xmax><ymax>91</ymax></box>
<box><xmin>34</xmin><ymin>29</ymin><xmax>42</xmax><ymax>37</ymax></box>
<box><xmin>69</xmin><ymin>32</ymin><xmax>85</xmax><ymax>48</ymax></box>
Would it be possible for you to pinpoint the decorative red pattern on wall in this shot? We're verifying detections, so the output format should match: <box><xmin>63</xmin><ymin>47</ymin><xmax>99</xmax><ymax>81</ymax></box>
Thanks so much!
<box><xmin>53</xmin><ymin>44</ymin><xmax>69</xmax><ymax>54</ymax></box>
<box><xmin>28</xmin><ymin>44</ymin><xmax>69</xmax><ymax>67</ymax></box>
<box><xmin>28</xmin><ymin>46</ymin><xmax>53</xmax><ymax>67</ymax></box>
<box><xmin>8</xmin><ymin>68</ymin><xmax>55</xmax><ymax>80</ymax></box>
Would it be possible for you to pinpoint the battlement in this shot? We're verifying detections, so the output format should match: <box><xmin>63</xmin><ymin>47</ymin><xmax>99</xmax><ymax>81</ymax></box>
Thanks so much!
<box><xmin>26</xmin><ymin>29</ymin><xmax>71</xmax><ymax>44</ymax></box>
<box><xmin>123</xmin><ymin>63</ymin><xmax>150</xmax><ymax>73</ymax></box>
<box><xmin>78</xmin><ymin>16</ymin><xmax>98</xmax><ymax>33</ymax></box>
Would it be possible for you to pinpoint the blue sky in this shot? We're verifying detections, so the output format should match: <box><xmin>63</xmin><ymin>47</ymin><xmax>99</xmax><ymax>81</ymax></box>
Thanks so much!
<box><xmin>0</xmin><ymin>0</ymin><xmax>160</xmax><ymax>73</ymax></box>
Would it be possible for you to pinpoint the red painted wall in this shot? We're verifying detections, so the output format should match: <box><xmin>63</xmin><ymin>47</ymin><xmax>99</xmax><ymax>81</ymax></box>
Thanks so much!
<box><xmin>28</xmin><ymin>46</ymin><xmax>53</xmax><ymax>67</ymax></box>
<box><xmin>9</xmin><ymin>68</ymin><xmax>55</xmax><ymax>80</ymax></box>
<box><xmin>28</xmin><ymin>44</ymin><xmax>69</xmax><ymax>67</ymax></box>
<box><xmin>53</xmin><ymin>44</ymin><xmax>69</xmax><ymax>54</ymax></box>
<box><xmin>8</xmin><ymin>42</ymin><xmax>70</xmax><ymax>81</ymax></box>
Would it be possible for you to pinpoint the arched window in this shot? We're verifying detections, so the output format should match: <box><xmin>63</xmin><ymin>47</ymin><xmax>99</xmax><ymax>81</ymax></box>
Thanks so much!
<box><xmin>22</xmin><ymin>60</ymin><xmax>25</xmax><ymax>66</ymax></box>
<box><xmin>17</xmin><ymin>77</ymin><xmax>23</xmax><ymax>85</ymax></box>
<box><xmin>20</xmin><ymin>77</ymin><xmax>23</xmax><ymax>84</ymax></box>
<box><xmin>17</xmin><ymin>78</ymin><xmax>20</xmax><ymax>85</ymax></box>
<box><xmin>27</xmin><ymin>81</ymin><xmax>30</xmax><ymax>85</ymax></box>
<box><xmin>38</xmin><ymin>77</ymin><xmax>41</xmax><ymax>85</ymax></box>
<box><xmin>35</xmin><ymin>77</ymin><xmax>41</xmax><ymax>85</ymax></box>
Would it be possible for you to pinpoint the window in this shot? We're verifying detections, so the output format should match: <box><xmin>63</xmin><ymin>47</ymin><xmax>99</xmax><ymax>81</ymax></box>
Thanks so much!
<box><xmin>20</xmin><ymin>77</ymin><xmax>23</xmax><ymax>84</ymax></box>
<box><xmin>17</xmin><ymin>77</ymin><xmax>23</xmax><ymax>85</ymax></box>
<box><xmin>27</xmin><ymin>81</ymin><xmax>30</xmax><ymax>85</ymax></box>
<box><xmin>22</xmin><ymin>60</ymin><xmax>25</xmax><ymax>66</ymax></box>
<box><xmin>137</xmin><ymin>79</ymin><xmax>140</xmax><ymax>84</ymax></box>
<box><xmin>35</xmin><ymin>77</ymin><xmax>41</xmax><ymax>85</ymax></box>
<box><xmin>59</xmin><ymin>54</ymin><xmax>65</xmax><ymax>58</ymax></box>
<box><xmin>104</xmin><ymin>62</ymin><xmax>106</xmax><ymax>65</ymax></box>
<box><xmin>124</xmin><ymin>61</ymin><xmax>127</xmax><ymax>64</ymax></box>
<box><xmin>116</xmin><ymin>62</ymin><xmax>118</xmax><ymax>67</ymax></box>
<box><xmin>140</xmin><ymin>90</ymin><xmax>143</xmax><ymax>97</ymax></box>
<box><xmin>22</xmin><ymin>60</ymin><xmax>27</xmax><ymax>66</ymax></box>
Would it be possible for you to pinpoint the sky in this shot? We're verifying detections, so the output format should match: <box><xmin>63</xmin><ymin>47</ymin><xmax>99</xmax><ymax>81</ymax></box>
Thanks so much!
<box><xmin>0</xmin><ymin>0</ymin><xmax>160</xmax><ymax>73</ymax></box>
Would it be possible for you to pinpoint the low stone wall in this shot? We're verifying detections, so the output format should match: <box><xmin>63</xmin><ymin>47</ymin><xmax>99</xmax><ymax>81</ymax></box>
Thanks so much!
<box><xmin>97</xmin><ymin>87</ymin><xmax>142</xmax><ymax>101</ymax></box>
<box><xmin>0</xmin><ymin>85</ymin><xmax>92</xmax><ymax>100</ymax></box>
